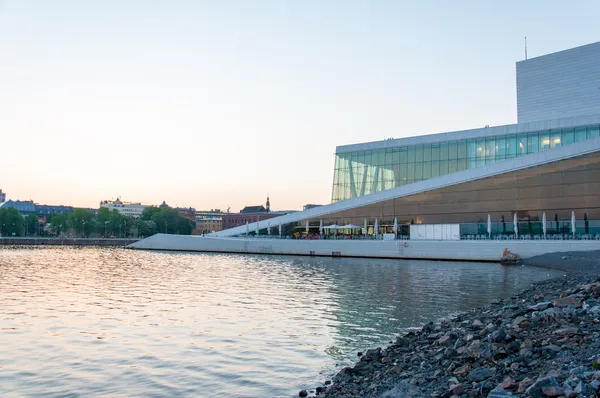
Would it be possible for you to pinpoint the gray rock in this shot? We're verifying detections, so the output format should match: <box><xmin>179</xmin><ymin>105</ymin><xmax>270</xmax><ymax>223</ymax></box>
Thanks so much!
<box><xmin>443</xmin><ymin>348</ymin><xmax>457</xmax><ymax>359</ymax></box>
<box><xmin>528</xmin><ymin>302</ymin><xmax>552</xmax><ymax>312</ymax></box>
<box><xmin>574</xmin><ymin>380</ymin><xmax>586</xmax><ymax>394</ymax></box>
<box><xmin>352</xmin><ymin>361</ymin><xmax>372</xmax><ymax>375</ymax></box>
<box><xmin>526</xmin><ymin>376</ymin><xmax>559</xmax><ymax>398</ymax></box>
<box><xmin>590</xmin><ymin>379</ymin><xmax>600</xmax><ymax>391</ymax></box>
<box><xmin>469</xmin><ymin>367</ymin><xmax>494</xmax><ymax>382</ymax></box>
<box><xmin>541</xmin><ymin>386</ymin><xmax>564</xmax><ymax>397</ymax></box>
<box><xmin>380</xmin><ymin>381</ymin><xmax>427</xmax><ymax>398</ymax></box>
<box><xmin>489</xmin><ymin>329</ymin><xmax>506</xmax><ymax>343</ymax></box>
<box><xmin>488</xmin><ymin>386</ymin><xmax>514</xmax><ymax>397</ymax></box>
<box><xmin>512</xmin><ymin>316</ymin><xmax>527</xmax><ymax>328</ymax></box>
<box><xmin>554</xmin><ymin>327</ymin><xmax>579</xmax><ymax>336</ymax></box>
<box><xmin>298</xmin><ymin>390</ymin><xmax>308</xmax><ymax>397</ymax></box>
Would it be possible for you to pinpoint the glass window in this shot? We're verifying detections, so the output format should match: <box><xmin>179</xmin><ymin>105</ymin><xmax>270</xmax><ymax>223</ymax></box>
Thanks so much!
<box><xmin>527</xmin><ymin>132</ymin><xmax>539</xmax><ymax>154</ymax></box>
<box><xmin>392</xmin><ymin>149</ymin><xmax>400</xmax><ymax>164</ymax></box>
<box><xmin>415</xmin><ymin>145</ymin><xmax>423</xmax><ymax>162</ymax></box>
<box><xmin>562</xmin><ymin>128</ymin><xmax>574</xmax><ymax>146</ymax></box>
<box><xmin>540</xmin><ymin>131</ymin><xmax>550</xmax><ymax>150</ymax></box>
<box><xmin>398</xmin><ymin>165</ymin><xmax>407</xmax><ymax>182</ymax></box>
<box><xmin>440</xmin><ymin>142</ymin><xmax>448</xmax><ymax>161</ymax></box>
<box><xmin>467</xmin><ymin>140</ymin><xmax>477</xmax><ymax>159</ymax></box>
<box><xmin>431</xmin><ymin>144</ymin><xmax>440</xmax><ymax>161</ymax></box>
<box><xmin>588</xmin><ymin>125</ymin><xmax>600</xmax><ymax>139</ymax></box>
<box><xmin>449</xmin><ymin>159</ymin><xmax>457</xmax><ymax>173</ymax></box>
<box><xmin>406</xmin><ymin>163</ymin><xmax>415</xmax><ymax>181</ymax></box>
<box><xmin>458</xmin><ymin>158</ymin><xmax>467</xmax><ymax>171</ymax></box>
<box><xmin>414</xmin><ymin>162</ymin><xmax>423</xmax><ymax>180</ymax></box>
<box><xmin>399</xmin><ymin>148</ymin><xmax>407</xmax><ymax>164</ymax></box>
<box><xmin>431</xmin><ymin>161</ymin><xmax>440</xmax><ymax>177</ymax></box>
<box><xmin>423</xmin><ymin>161</ymin><xmax>431</xmax><ymax>179</ymax></box>
<box><xmin>550</xmin><ymin>129</ymin><xmax>561</xmax><ymax>149</ymax></box>
<box><xmin>377</xmin><ymin>150</ymin><xmax>385</xmax><ymax>166</ymax></box>
<box><xmin>496</xmin><ymin>136</ymin><xmax>506</xmax><ymax>160</ymax></box>
<box><xmin>423</xmin><ymin>144</ymin><xmax>431</xmax><ymax>162</ymax></box>
<box><xmin>407</xmin><ymin>146</ymin><xmax>415</xmax><ymax>163</ymax></box>
<box><xmin>517</xmin><ymin>134</ymin><xmax>527</xmax><ymax>156</ymax></box>
<box><xmin>364</xmin><ymin>151</ymin><xmax>371</xmax><ymax>166</ymax></box>
<box><xmin>457</xmin><ymin>141</ymin><xmax>467</xmax><ymax>159</ymax></box>
<box><xmin>385</xmin><ymin>149</ymin><xmax>393</xmax><ymax>166</ymax></box>
<box><xmin>477</xmin><ymin>138</ymin><xmax>486</xmax><ymax>159</ymax></box>
<box><xmin>574</xmin><ymin>127</ymin><xmax>587</xmax><ymax>142</ymax></box>
<box><xmin>448</xmin><ymin>142</ymin><xmax>458</xmax><ymax>160</ymax></box>
<box><xmin>357</xmin><ymin>152</ymin><xmax>365</xmax><ymax>166</ymax></box>
<box><xmin>467</xmin><ymin>156</ymin><xmax>476</xmax><ymax>169</ymax></box>
<box><xmin>439</xmin><ymin>160</ymin><xmax>448</xmax><ymax>175</ymax></box>
<box><xmin>485</xmin><ymin>137</ymin><xmax>495</xmax><ymax>159</ymax></box>
<box><xmin>506</xmin><ymin>135</ymin><xmax>517</xmax><ymax>157</ymax></box>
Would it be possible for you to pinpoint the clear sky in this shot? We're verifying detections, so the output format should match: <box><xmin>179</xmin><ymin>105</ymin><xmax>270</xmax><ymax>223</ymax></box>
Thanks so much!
<box><xmin>1</xmin><ymin>1</ymin><xmax>599</xmax><ymax>212</ymax></box>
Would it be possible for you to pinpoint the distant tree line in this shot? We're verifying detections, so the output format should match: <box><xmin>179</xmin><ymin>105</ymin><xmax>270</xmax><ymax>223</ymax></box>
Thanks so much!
<box><xmin>0</xmin><ymin>205</ymin><xmax>195</xmax><ymax>238</ymax></box>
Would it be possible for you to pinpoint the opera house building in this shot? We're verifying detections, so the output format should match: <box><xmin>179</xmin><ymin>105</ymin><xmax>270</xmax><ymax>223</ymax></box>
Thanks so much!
<box><xmin>132</xmin><ymin>41</ymin><xmax>600</xmax><ymax>260</ymax></box>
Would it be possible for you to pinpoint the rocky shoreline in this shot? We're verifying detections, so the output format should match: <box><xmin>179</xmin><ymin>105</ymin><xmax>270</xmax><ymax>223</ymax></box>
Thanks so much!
<box><xmin>300</xmin><ymin>250</ymin><xmax>600</xmax><ymax>398</ymax></box>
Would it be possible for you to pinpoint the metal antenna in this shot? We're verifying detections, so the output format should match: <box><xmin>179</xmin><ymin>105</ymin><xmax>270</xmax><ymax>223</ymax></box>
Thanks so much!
<box><xmin>525</xmin><ymin>37</ymin><xmax>528</xmax><ymax>60</ymax></box>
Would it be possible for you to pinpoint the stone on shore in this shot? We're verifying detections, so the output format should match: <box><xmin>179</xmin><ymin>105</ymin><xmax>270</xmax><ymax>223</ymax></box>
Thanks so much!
<box><xmin>305</xmin><ymin>252</ymin><xmax>600</xmax><ymax>398</ymax></box>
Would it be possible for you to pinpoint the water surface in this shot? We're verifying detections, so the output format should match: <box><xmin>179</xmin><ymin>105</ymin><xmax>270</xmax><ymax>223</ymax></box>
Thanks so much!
<box><xmin>0</xmin><ymin>247</ymin><xmax>562</xmax><ymax>397</ymax></box>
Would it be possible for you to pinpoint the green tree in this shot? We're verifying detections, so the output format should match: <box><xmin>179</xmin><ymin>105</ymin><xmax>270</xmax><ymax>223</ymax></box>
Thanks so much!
<box><xmin>0</xmin><ymin>208</ymin><xmax>25</xmax><ymax>237</ymax></box>
<box><xmin>68</xmin><ymin>208</ymin><xmax>94</xmax><ymax>237</ymax></box>
<box><xmin>137</xmin><ymin>219</ymin><xmax>157</xmax><ymax>237</ymax></box>
<box><xmin>141</xmin><ymin>206</ymin><xmax>161</xmax><ymax>221</ymax></box>
<box><xmin>176</xmin><ymin>216</ymin><xmax>195</xmax><ymax>235</ymax></box>
<box><xmin>97</xmin><ymin>207</ymin><xmax>113</xmax><ymax>237</ymax></box>
<box><xmin>49</xmin><ymin>213</ymin><xmax>69</xmax><ymax>236</ymax></box>
<box><xmin>142</xmin><ymin>205</ymin><xmax>194</xmax><ymax>235</ymax></box>
<box><xmin>25</xmin><ymin>214</ymin><xmax>39</xmax><ymax>236</ymax></box>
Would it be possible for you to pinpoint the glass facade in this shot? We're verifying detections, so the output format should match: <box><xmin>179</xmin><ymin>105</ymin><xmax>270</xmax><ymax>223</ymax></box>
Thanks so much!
<box><xmin>312</xmin><ymin>151</ymin><xmax>600</xmax><ymax>236</ymax></box>
<box><xmin>332</xmin><ymin>124</ymin><xmax>600</xmax><ymax>202</ymax></box>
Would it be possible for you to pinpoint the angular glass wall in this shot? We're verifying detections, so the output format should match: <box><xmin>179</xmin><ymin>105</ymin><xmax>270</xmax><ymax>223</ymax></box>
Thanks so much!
<box><xmin>331</xmin><ymin>124</ymin><xmax>600</xmax><ymax>202</ymax></box>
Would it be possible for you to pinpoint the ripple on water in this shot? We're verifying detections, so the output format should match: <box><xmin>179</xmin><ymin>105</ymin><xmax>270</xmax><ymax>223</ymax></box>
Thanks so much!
<box><xmin>0</xmin><ymin>246</ymin><xmax>562</xmax><ymax>397</ymax></box>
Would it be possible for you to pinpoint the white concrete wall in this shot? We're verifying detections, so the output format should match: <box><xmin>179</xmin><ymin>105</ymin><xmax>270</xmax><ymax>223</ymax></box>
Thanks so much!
<box><xmin>129</xmin><ymin>234</ymin><xmax>600</xmax><ymax>262</ymax></box>
<box><xmin>517</xmin><ymin>41</ymin><xmax>600</xmax><ymax>123</ymax></box>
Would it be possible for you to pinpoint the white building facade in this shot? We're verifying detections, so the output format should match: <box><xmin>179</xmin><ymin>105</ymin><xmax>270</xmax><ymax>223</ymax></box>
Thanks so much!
<box><xmin>517</xmin><ymin>41</ymin><xmax>600</xmax><ymax>123</ymax></box>
<box><xmin>100</xmin><ymin>199</ymin><xmax>147</xmax><ymax>218</ymax></box>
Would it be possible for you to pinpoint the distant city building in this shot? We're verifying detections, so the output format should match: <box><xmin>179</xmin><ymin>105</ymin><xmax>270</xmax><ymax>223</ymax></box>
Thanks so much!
<box><xmin>195</xmin><ymin>209</ymin><xmax>224</xmax><ymax>218</ymax></box>
<box><xmin>36</xmin><ymin>205</ymin><xmax>73</xmax><ymax>216</ymax></box>
<box><xmin>100</xmin><ymin>198</ymin><xmax>147</xmax><ymax>218</ymax></box>
<box><xmin>0</xmin><ymin>200</ymin><xmax>36</xmax><ymax>214</ymax></box>
<box><xmin>240</xmin><ymin>205</ymin><xmax>267</xmax><ymax>214</ymax></box>
<box><xmin>222</xmin><ymin>212</ymin><xmax>279</xmax><ymax>230</ymax></box>
<box><xmin>0</xmin><ymin>189</ymin><xmax>5</xmax><ymax>203</ymax></box>
<box><xmin>194</xmin><ymin>216</ymin><xmax>222</xmax><ymax>234</ymax></box>
<box><xmin>194</xmin><ymin>209</ymin><xmax>224</xmax><ymax>234</ymax></box>
<box><xmin>0</xmin><ymin>199</ymin><xmax>75</xmax><ymax>223</ymax></box>
<box><xmin>176</xmin><ymin>207</ymin><xmax>196</xmax><ymax>222</ymax></box>
<box><xmin>221</xmin><ymin>196</ymin><xmax>281</xmax><ymax>230</ymax></box>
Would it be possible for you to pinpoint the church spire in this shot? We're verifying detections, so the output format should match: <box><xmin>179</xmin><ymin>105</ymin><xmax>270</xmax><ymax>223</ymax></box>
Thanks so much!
<box><xmin>266</xmin><ymin>194</ymin><xmax>270</xmax><ymax>212</ymax></box>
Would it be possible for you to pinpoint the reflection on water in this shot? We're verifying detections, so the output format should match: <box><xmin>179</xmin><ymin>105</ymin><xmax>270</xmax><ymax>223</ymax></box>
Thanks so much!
<box><xmin>0</xmin><ymin>247</ymin><xmax>562</xmax><ymax>397</ymax></box>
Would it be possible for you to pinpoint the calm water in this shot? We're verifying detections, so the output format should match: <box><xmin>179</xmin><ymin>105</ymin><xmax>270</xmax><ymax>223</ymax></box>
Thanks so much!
<box><xmin>0</xmin><ymin>247</ymin><xmax>562</xmax><ymax>397</ymax></box>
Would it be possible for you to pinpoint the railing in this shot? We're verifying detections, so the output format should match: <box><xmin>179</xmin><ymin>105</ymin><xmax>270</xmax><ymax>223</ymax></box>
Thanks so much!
<box><xmin>230</xmin><ymin>233</ymin><xmax>600</xmax><ymax>241</ymax></box>
<box><xmin>461</xmin><ymin>234</ymin><xmax>600</xmax><ymax>240</ymax></box>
